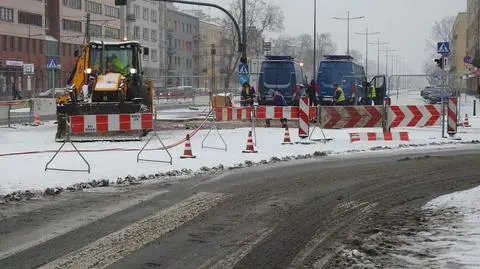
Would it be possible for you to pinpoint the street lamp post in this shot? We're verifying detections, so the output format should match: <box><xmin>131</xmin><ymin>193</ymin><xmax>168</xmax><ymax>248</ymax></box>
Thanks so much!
<box><xmin>333</xmin><ymin>11</ymin><xmax>364</xmax><ymax>55</ymax></box>
<box><xmin>356</xmin><ymin>28</ymin><xmax>380</xmax><ymax>79</ymax></box>
<box><xmin>368</xmin><ymin>38</ymin><xmax>388</xmax><ymax>76</ymax></box>
<box><xmin>313</xmin><ymin>0</ymin><xmax>316</xmax><ymax>81</ymax></box>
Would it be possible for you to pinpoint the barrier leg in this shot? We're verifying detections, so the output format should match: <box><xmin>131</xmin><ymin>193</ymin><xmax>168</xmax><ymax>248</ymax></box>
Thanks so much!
<box><xmin>309</xmin><ymin>105</ymin><xmax>331</xmax><ymax>143</ymax></box>
<box><xmin>137</xmin><ymin>116</ymin><xmax>173</xmax><ymax>165</ymax></box>
<box><xmin>201</xmin><ymin>122</ymin><xmax>227</xmax><ymax>151</ymax></box>
<box><xmin>45</xmin><ymin>124</ymin><xmax>91</xmax><ymax>173</ymax></box>
<box><xmin>252</xmin><ymin>106</ymin><xmax>257</xmax><ymax>146</ymax></box>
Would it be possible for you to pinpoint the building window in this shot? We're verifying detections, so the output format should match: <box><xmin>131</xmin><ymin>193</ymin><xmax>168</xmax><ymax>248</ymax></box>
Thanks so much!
<box><xmin>32</xmin><ymin>39</ymin><xmax>36</xmax><ymax>53</ymax></box>
<box><xmin>182</xmin><ymin>22</ymin><xmax>185</xmax><ymax>32</ymax></box>
<box><xmin>46</xmin><ymin>40</ymin><xmax>59</xmax><ymax>56</ymax></box>
<box><xmin>62</xmin><ymin>19</ymin><xmax>82</xmax><ymax>32</ymax></box>
<box><xmin>105</xmin><ymin>27</ymin><xmax>120</xmax><ymax>39</ymax></box>
<box><xmin>39</xmin><ymin>40</ymin><xmax>43</xmax><ymax>54</ymax></box>
<box><xmin>86</xmin><ymin>1</ymin><xmax>102</xmax><ymax>14</ymax></box>
<box><xmin>143</xmin><ymin>27</ymin><xmax>149</xmax><ymax>41</ymax></box>
<box><xmin>26</xmin><ymin>38</ymin><xmax>30</xmax><ymax>53</ymax></box>
<box><xmin>143</xmin><ymin>8</ymin><xmax>149</xmax><ymax>20</ymax></box>
<box><xmin>151</xmin><ymin>29</ymin><xmax>157</xmax><ymax>42</ymax></box>
<box><xmin>89</xmin><ymin>24</ymin><xmax>102</xmax><ymax>37</ymax></box>
<box><xmin>133</xmin><ymin>26</ymin><xmax>140</xmax><ymax>39</ymax></box>
<box><xmin>151</xmin><ymin>10</ymin><xmax>157</xmax><ymax>22</ymax></box>
<box><xmin>10</xmin><ymin>36</ymin><xmax>14</xmax><ymax>51</ymax></box>
<box><xmin>151</xmin><ymin>49</ymin><xmax>157</xmax><ymax>62</ymax></box>
<box><xmin>18</xmin><ymin>11</ymin><xmax>43</xmax><ymax>27</ymax></box>
<box><xmin>105</xmin><ymin>5</ymin><xmax>119</xmax><ymax>18</ymax></box>
<box><xmin>0</xmin><ymin>7</ymin><xmax>14</xmax><ymax>22</ymax></box>
<box><xmin>143</xmin><ymin>47</ymin><xmax>149</xmax><ymax>61</ymax></box>
<box><xmin>63</xmin><ymin>0</ymin><xmax>81</xmax><ymax>9</ymax></box>
<box><xmin>18</xmin><ymin>37</ymin><xmax>22</xmax><ymax>52</ymax></box>
<box><xmin>134</xmin><ymin>5</ymin><xmax>140</xmax><ymax>18</ymax></box>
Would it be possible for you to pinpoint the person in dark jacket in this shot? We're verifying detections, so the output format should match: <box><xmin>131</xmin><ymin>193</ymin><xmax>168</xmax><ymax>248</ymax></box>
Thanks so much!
<box><xmin>306</xmin><ymin>79</ymin><xmax>317</xmax><ymax>106</ymax></box>
<box><xmin>11</xmin><ymin>82</ymin><xmax>21</xmax><ymax>100</ymax></box>
<box><xmin>271</xmin><ymin>90</ymin><xmax>288</xmax><ymax>127</ymax></box>
<box><xmin>241</xmin><ymin>82</ymin><xmax>255</xmax><ymax>106</ymax></box>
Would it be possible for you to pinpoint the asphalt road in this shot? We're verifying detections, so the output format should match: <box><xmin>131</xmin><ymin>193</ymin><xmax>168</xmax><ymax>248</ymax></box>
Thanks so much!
<box><xmin>1</xmin><ymin>148</ymin><xmax>480</xmax><ymax>269</ymax></box>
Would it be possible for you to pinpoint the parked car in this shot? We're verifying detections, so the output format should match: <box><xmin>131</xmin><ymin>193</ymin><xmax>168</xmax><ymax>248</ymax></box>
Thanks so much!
<box><xmin>420</xmin><ymin>86</ymin><xmax>433</xmax><ymax>99</ymax></box>
<box><xmin>426</xmin><ymin>87</ymin><xmax>454</xmax><ymax>104</ymax></box>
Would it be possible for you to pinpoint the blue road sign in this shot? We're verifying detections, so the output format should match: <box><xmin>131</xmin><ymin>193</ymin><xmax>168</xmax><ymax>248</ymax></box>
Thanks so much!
<box><xmin>437</xmin><ymin>42</ymin><xmax>450</xmax><ymax>55</ymax></box>
<box><xmin>47</xmin><ymin>59</ymin><xmax>57</xmax><ymax>69</ymax></box>
<box><xmin>464</xmin><ymin>55</ymin><xmax>472</xmax><ymax>63</ymax></box>
<box><xmin>238</xmin><ymin>63</ymin><xmax>249</xmax><ymax>85</ymax></box>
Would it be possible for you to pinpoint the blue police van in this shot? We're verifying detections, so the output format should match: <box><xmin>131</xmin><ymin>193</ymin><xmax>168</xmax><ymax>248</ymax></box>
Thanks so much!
<box><xmin>257</xmin><ymin>55</ymin><xmax>308</xmax><ymax>106</ymax></box>
<box><xmin>316</xmin><ymin>55</ymin><xmax>387</xmax><ymax>105</ymax></box>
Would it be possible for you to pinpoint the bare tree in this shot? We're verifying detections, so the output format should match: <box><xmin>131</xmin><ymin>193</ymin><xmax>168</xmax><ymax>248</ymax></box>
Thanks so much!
<box><xmin>349</xmin><ymin>49</ymin><xmax>363</xmax><ymax>64</ymax></box>
<box><xmin>423</xmin><ymin>16</ymin><xmax>454</xmax><ymax>83</ymax></box>
<box><xmin>271</xmin><ymin>35</ymin><xmax>296</xmax><ymax>55</ymax></box>
<box><xmin>220</xmin><ymin>0</ymin><xmax>285</xmax><ymax>88</ymax></box>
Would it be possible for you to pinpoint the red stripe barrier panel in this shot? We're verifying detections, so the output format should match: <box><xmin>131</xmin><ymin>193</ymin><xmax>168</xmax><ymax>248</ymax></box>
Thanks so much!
<box><xmin>215</xmin><ymin>106</ymin><xmax>317</xmax><ymax>121</ymax></box>
<box><xmin>387</xmin><ymin>105</ymin><xmax>441</xmax><ymax>129</ymax></box>
<box><xmin>447</xmin><ymin>97</ymin><xmax>457</xmax><ymax>136</ymax></box>
<box><xmin>349</xmin><ymin>132</ymin><xmax>410</xmax><ymax>143</ymax></box>
<box><xmin>70</xmin><ymin>113</ymin><xmax>153</xmax><ymax>134</ymax></box>
<box><xmin>321</xmin><ymin>106</ymin><xmax>383</xmax><ymax>129</ymax></box>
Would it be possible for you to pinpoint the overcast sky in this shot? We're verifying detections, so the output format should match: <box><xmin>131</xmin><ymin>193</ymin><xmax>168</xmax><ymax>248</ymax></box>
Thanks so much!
<box><xmin>183</xmin><ymin>0</ymin><xmax>466</xmax><ymax>73</ymax></box>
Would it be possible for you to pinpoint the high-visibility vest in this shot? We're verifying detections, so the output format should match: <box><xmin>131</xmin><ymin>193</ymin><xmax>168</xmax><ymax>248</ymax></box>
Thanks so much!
<box><xmin>336</xmin><ymin>87</ymin><xmax>346</xmax><ymax>102</ymax></box>
<box><xmin>368</xmin><ymin>86</ymin><xmax>376</xmax><ymax>98</ymax></box>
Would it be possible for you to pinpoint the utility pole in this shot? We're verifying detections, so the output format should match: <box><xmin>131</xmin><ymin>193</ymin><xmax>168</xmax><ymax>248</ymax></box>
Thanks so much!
<box><xmin>241</xmin><ymin>0</ymin><xmax>247</xmax><ymax>61</ymax></box>
<box><xmin>356</xmin><ymin>28</ymin><xmax>379</xmax><ymax>79</ymax></box>
<box><xmin>333</xmin><ymin>11</ymin><xmax>364</xmax><ymax>55</ymax></box>
<box><xmin>86</xmin><ymin>13</ymin><xmax>91</xmax><ymax>43</ymax></box>
<box><xmin>369</xmin><ymin>38</ymin><xmax>388</xmax><ymax>76</ymax></box>
<box><xmin>313</xmin><ymin>0</ymin><xmax>316</xmax><ymax>81</ymax></box>
<box><xmin>211</xmin><ymin>44</ymin><xmax>216</xmax><ymax>94</ymax></box>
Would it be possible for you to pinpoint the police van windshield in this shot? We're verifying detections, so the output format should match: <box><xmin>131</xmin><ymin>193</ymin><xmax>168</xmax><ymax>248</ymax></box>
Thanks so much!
<box><xmin>318</xmin><ymin>61</ymin><xmax>353</xmax><ymax>86</ymax></box>
<box><xmin>262</xmin><ymin>62</ymin><xmax>292</xmax><ymax>85</ymax></box>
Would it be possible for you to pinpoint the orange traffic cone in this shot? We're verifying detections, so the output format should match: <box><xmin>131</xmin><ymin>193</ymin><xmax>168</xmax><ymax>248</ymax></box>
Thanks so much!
<box><xmin>464</xmin><ymin>114</ymin><xmax>471</xmax><ymax>127</ymax></box>
<box><xmin>282</xmin><ymin>126</ymin><xmax>293</xmax><ymax>145</ymax></box>
<box><xmin>34</xmin><ymin>114</ymin><xmax>41</xmax><ymax>125</ymax></box>
<box><xmin>180</xmin><ymin>134</ymin><xmax>196</xmax><ymax>159</ymax></box>
<box><xmin>242</xmin><ymin>131</ymin><xmax>258</xmax><ymax>153</ymax></box>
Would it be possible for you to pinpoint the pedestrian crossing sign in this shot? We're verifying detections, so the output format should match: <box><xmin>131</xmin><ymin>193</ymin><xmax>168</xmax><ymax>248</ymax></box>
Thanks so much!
<box><xmin>238</xmin><ymin>63</ymin><xmax>249</xmax><ymax>75</ymax></box>
<box><xmin>437</xmin><ymin>42</ymin><xmax>450</xmax><ymax>55</ymax></box>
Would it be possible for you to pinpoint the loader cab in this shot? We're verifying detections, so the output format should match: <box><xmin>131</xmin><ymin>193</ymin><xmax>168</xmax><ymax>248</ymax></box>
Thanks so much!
<box><xmin>87</xmin><ymin>41</ymin><xmax>143</xmax><ymax>77</ymax></box>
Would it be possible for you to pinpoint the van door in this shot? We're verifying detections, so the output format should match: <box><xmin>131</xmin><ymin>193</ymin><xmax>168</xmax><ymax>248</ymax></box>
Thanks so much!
<box><xmin>369</xmin><ymin>75</ymin><xmax>386</xmax><ymax>105</ymax></box>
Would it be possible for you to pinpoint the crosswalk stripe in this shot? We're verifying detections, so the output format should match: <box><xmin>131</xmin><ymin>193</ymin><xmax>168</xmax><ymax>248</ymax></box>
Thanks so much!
<box><xmin>38</xmin><ymin>192</ymin><xmax>228</xmax><ymax>269</ymax></box>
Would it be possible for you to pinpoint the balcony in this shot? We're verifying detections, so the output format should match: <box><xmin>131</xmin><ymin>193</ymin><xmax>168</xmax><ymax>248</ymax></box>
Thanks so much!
<box><xmin>126</xmin><ymin>14</ymin><xmax>136</xmax><ymax>22</ymax></box>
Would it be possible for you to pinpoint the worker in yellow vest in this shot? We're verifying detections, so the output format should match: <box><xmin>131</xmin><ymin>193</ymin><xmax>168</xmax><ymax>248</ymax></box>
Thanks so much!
<box><xmin>334</xmin><ymin>83</ymin><xmax>346</xmax><ymax>105</ymax></box>
<box><xmin>367</xmin><ymin>82</ymin><xmax>376</xmax><ymax>105</ymax></box>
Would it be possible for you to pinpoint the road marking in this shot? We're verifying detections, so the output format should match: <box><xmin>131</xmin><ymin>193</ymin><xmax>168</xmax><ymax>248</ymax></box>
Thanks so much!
<box><xmin>38</xmin><ymin>192</ymin><xmax>227</xmax><ymax>269</ymax></box>
<box><xmin>197</xmin><ymin>227</ymin><xmax>273</xmax><ymax>269</ymax></box>
<box><xmin>0</xmin><ymin>190</ymin><xmax>169</xmax><ymax>261</ymax></box>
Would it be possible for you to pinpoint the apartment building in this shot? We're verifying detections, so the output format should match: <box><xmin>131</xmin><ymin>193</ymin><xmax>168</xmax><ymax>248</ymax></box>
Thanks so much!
<box><xmin>450</xmin><ymin>12</ymin><xmax>468</xmax><ymax>91</ymax></box>
<box><xmin>198</xmin><ymin>20</ymin><xmax>229</xmax><ymax>91</ymax></box>
<box><xmin>122</xmin><ymin>0</ymin><xmax>166</xmax><ymax>88</ymax></box>
<box><xmin>0</xmin><ymin>0</ymin><xmax>47</xmax><ymax>98</ymax></box>
<box><xmin>467</xmin><ymin>0</ymin><xmax>479</xmax><ymax>90</ymax></box>
<box><xmin>166</xmin><ymin>7</ymin><xmax>199</xmax><ymax>87</ymax></box>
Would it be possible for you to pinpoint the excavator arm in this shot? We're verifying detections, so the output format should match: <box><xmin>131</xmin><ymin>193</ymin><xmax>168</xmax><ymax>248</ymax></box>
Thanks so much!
<box><xmin>66</xmin><ymin>45</ymin><xmax>90</xmax><ymax>96</ymax></box>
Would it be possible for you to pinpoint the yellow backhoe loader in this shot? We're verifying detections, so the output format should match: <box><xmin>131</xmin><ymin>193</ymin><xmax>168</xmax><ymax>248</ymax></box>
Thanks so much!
<box><xmin>56</xmin><ymin>40</ymin><xmax>154</xmax><ymax>141</ymax></box>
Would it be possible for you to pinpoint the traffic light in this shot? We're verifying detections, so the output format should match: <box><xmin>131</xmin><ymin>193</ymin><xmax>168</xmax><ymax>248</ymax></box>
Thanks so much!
<box><xmin>115</xmin><ymin>0</ymin><xmax>127</xmax><ymax>6</ymax></box>
<box><xmin>434</xmin><ymin>58</ymin><xmax>444</xmax><ymax>70</ymax></box>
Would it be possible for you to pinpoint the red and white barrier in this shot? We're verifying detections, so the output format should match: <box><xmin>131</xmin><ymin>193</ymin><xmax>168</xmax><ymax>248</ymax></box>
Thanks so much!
<box><xmin>214</xmin><ymin>107</ymin><xmax>253</xmax><ymax>121</ymax></box>
<box><xmin>321</xmin><ymin>106</ymin><xmax>383</xmax><ymax>129</ymax></box>
<box><xmin>70</xmin><ymin>113</ymin><xmax>153</xmax><ymax>134</ymax></box>
<box><xmin>298</xmin><ymin>97</ymin><xmax>309</xmax><ymax>138</ymax></box>
<box><xmin>447</xmin><ymin>97</ymin><xmax>457</xmax><ymax>136</ymax></box>
<box><xmin>215</xmin><ymin>106</ymin><xmax>316</xmax><ymax>121</ymax></box>
<box><xmin>387</xmin><ymin>105</ymin><xmax>441</xmax><ymax>129</ymax></box>
<box><xmin>349</xmin><ymin>132</ymin><xmax>410</xmax><ymax>142</ymax></box>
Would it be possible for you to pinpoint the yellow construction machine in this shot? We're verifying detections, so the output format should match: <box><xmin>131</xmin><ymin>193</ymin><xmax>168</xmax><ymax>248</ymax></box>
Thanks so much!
<box><xmin>56</xmin><ymin>40</ymin><xmax>154</xmax><ymax>141</ymax></box>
